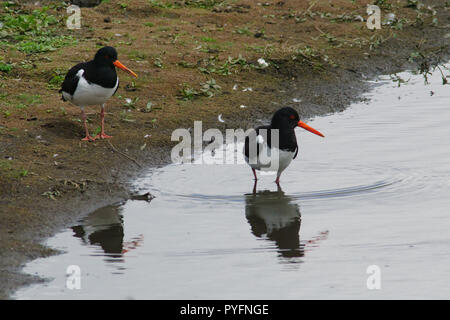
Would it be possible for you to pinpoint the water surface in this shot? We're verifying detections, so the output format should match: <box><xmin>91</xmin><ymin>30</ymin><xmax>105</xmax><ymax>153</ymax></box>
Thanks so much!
<box><xmin>15</xmin><ymin>66</ymin><xmax>450</xmax><ymax>299</ymax></box>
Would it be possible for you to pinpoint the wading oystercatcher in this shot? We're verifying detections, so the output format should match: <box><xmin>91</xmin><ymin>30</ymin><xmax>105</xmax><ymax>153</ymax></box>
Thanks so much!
<box><xmin>244</xmin><ymin>107</ymin><xmax>324</xmax><ymax>186</ymax></box>
<box><xmin>60</xmin><ymin>46</ymin><xmax>138</xmax><ymax>141</ymax></box>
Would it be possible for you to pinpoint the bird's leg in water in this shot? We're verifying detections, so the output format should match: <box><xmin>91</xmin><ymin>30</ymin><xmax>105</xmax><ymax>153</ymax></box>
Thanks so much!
<box><xmin>276</xmin><ymin>183</ymin><xmax>283</xmax><ymax>193</ymax></box>
<box><xmin>252</xmin><ymin>180</ymin><xmax>257</xmax><ymax>195</ymax></box>
<box><xmin>96</xmin><ymin>104</ymin><xmax>113</xmax><ymax>139</ymax></box>
<box><xmin>81</xmin><ymin>107</ymin><xmax>95</xmax><ymax>141</ymax></box>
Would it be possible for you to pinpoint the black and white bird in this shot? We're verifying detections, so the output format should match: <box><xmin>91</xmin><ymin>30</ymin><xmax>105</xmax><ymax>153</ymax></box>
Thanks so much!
<box><xmin>60</xmin><ymin>46</ymin><xmax>137</xmax><ymax>141</ymax></box>
<box><xmin>245</xmin><ymin>188</ymin><xmax>303</xmax><ymax>258</ymax></box>
<box><xmin>244</xmin><ymin>107</ymin><xmax>324</xmax><ymax>185</ymax></box>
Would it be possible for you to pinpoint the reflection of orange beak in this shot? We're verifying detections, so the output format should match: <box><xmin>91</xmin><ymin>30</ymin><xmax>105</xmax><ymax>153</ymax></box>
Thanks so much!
<box><xmin>298</xmin><ymin>121</ymin><xmax>325</xmax><ymax>137</ymax></box>
<box><xmin>113</xmin><ymin>60</ymin><xmax>138</xmax><ymax>78</ymax></box>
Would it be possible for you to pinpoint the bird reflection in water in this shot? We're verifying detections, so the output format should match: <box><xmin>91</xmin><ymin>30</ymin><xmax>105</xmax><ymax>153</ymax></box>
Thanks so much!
<box><xmin>71</xmin><ymin>204</ymin><xmax>143</xmax><ymax>261</ymax></box>
<box><xmin>245</xmin><ymin>185</ymin><xmax>303</xmax><ymax>260</ymax></box>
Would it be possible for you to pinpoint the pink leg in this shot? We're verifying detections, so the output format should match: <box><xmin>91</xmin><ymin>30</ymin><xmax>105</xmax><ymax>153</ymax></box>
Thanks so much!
<box><xmin>275</xmin><ymin>173</ymin><xmax>281</xmax><ymax>186</ymax></box>
<box><xmin>252</xmin><ymin>168</ymin><xmax>258</xmax><ymax>181</ymax></box>
<box><xmin>81</xmin><ymin>108</ymin><xmax>95</xmax><ymax>141</ymax></box>
<box><xmin>95</xmin><ymin>104</ymin><xmax>113</xmax><ymax>139</ymax></box>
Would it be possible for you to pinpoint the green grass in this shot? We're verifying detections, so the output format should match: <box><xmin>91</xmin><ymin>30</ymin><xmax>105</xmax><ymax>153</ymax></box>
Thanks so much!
<box><xmin>0</xmin><ymin>6</ymin><xmax>78</xmax><ymax>54</ymax></box>
<box><xmin>183</xmin><ymin>0</ymin><xmax>227</xmax><ymax>9</ymax></box>
<box><xmin>157</xmin><ymin>26</ymin><xmax>171</xmax><ymax>32</ymax></box>
<box><xmin>17</xmin><ymin>93</ymin><xmax>42</xmax><ymax>105</ymax></box>
<box><xmin>47</xmin><ymin>69</ymin><xmax>66</xmax><ymax>89</ymax></box>
<box><xmin>1</xmin><ymin>6</ymin><xmax>58</xmax><ymax>33</ymax></box>
<box><xmin>148</xmin><ymin>0</ymin><xmax>227</xmax><ymax>9</ymax></box>
<box><xmin>153</xmin><ymin>57</ymin><xmax>163</xmax><ymax>68</ymax></box>
<box><xmin>198</xmin><ymin>55</ymin><xmax>250</xmax><ymax>75</ymax></box>
<box><xmin>0</xmin><ymin>93</ymin><xmax>42</xmax><ymax>113</ymax></box>
<box><xmin>0</xmin><ymin>160</ymin><xmax>11</xmax><ymax>169</ymax></box>
<box><xmin>148</xmin><ymin>0</ymin><xmax>179</xmax><ymax>9</ymax></box>
<box><xmin>0</xmin><ymin>160</ymin><xmax>29</xmax><ymax>179</ymax></box>
<box><xmin>201</xmin><ymin>36</ymin><xmax>217</xmax><ymax>42</ymax></box>
<box><xmin>15</xmin><ymin>36</ymin><xmax>76</xmax><ymax>54</ymax></box>
<box><xmin>178</xmin><ymin>79</ymin><xmax>221</xmax><ymax>100</ymax></box>
<box><xmin>0</xmin><ymin>61</ymin><xmax>13</xmax><ymax>73</ymax></box>
<box><xmin>373</xmin><ymin>0</ymin><xmax>393</xmax><ymax>9</ymax></box>
<box><xmin>177</xmin><ymin>61</ymin><xmax>196</xmax><ymax>68</ymax></box>
<box><xmin>234</xmin><ymin>26</ymin><xmax>253</xmax><ymax>36</ymax></box>
<box><xmin>179</xmin><ymin>84</ymin><xmax>199</xmax><ymax>101</ymax></box>
<box><xmin>129</xmin><ymin>50</ymin><xmax>148</xmax><ymax>61</ymax></box>
<box><xmin>199</xmin><ymin>78</ymin><xmax>221</xmax><ymax>97</ymax></box>
<box><xmin>2</xmin><ymin>110</ymin><xmax>11</xmax><ymax>118</ymax></box>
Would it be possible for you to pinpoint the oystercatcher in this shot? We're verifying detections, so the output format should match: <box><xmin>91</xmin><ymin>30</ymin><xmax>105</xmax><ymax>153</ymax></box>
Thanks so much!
<box><xmin>245</xmin><ymin>188</ymin><xmax>302</xmax><ymax>258</ymax></box>
<box><xmin>244</xmin><ymin>107</ymin><xmax>324</xmax><ymax>185</ymax></box>
<box><xmin>60</xmin><ymin>46</ymin><xmax>138</xmax><ymax>141</ymax></box>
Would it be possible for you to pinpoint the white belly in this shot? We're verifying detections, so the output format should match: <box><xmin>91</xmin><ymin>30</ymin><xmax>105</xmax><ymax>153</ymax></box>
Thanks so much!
<box><xmin>245</xmin><ymin>145</ymin><xmax>295</xmax><ymax>174</ymax></box>
<box><xmin>245</xmin><ymin>194</ymin><xmax>300</xmax><ymax>234</ymax></box>
<box><xmin>64</xmin><ymin>70</ymin><xmax>118</xmax><ymax>106</ymax></box>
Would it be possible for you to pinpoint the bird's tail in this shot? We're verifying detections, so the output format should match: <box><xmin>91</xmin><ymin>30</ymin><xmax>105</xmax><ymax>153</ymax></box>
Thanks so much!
<box><xmin>59</xmin><ymin>89</ymin><xmax>67</xmax><ymax>101</ymax></box>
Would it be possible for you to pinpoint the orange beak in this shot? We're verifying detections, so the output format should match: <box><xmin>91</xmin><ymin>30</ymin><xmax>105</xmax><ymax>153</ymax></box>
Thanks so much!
<box><xmin>113</xmin><ymin>60</ymin><xmax>138</xmax><ymax>78</ymax></box>
<box><xmin>298</xmin><ymin>121</ymin><xmax>325</xmax><ymax>137</ymax></box>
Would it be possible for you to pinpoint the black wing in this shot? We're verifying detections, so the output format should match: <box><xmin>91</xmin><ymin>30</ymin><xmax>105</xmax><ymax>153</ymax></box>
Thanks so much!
<box><xmin>59</xmin><ymin>62</ymin><xmax>88</xmax><ymax>99</ymax></box>
<box><xmin>293</xmin><ymin>146</ymin><xmax>299</xmax><ymax>159</ymax></box>
<box><xmin>113</xmin><ymin>77</ymin><xmax>120</xmax><ymax>96</ymax></box>
<box><xmin>244</xmin><ymin>125</ymin><xmax>271</xmax><ymax>159</ymax></box>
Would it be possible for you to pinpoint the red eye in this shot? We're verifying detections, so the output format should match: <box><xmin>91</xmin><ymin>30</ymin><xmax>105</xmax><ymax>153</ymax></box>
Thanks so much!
<box><xmin>290</xmin><ymin>115</ymin><xmax>295</xmax><ymax>120</ymax></box>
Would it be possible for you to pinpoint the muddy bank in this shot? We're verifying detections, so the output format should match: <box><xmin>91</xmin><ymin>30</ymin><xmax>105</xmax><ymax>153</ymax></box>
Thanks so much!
<box><xmin>0</xmin><ymin>0</ymin><xmax>449</xmax><ymax>299</ymax></box>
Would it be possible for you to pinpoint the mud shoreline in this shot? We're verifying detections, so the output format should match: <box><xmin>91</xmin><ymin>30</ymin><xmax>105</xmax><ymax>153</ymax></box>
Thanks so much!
<box><xmin>0</xmin><ymin>0</ymin><xmax>449</xmax><ymax>299</ymax></box>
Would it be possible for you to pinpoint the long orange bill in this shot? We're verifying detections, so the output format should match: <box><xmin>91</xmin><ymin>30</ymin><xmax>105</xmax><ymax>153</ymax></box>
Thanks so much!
<box><xmin>298</xmin><ymin>121</ymin><xmax>325</xmax><ymax>137</ymax></box>
<box><xmin>113</xmin><ymin>60</ymin><xmax>138</xmax><ymax>78</ymax></box>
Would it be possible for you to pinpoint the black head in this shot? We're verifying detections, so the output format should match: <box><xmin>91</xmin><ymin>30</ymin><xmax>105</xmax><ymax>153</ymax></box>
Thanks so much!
<box><xmin>271</xmin><ymin>107</ymin><xmax>325</xmax><ymax>137</ymax></box>
<box><xmin>271</xmin><ymin>107</ymin><xmax>300</xmax><ymax>130</ymax></box>
<box><xmin>94</xmin><ymin>46</ymin><xmax>118</xmax><ymax>66</ymax></box>
<box><xmin>92</xmin><ymin>46</ymin><xmax>138</xmax><ymax>78</ymax></box>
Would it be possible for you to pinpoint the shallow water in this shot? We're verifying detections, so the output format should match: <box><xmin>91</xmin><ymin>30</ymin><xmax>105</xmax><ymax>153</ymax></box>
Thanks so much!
<box><xmin>15</xmin><ymin>65</ymin><xmax>450</xmax><ymax>299</ymax></box>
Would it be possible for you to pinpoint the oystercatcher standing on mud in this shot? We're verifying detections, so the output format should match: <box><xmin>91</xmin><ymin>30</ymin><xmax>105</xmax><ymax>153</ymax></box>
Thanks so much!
<box><xmin>60</xmin><ymin>46</ymin><xmax>138</xmax><ymax>141</ymax></box>
<box><xmin>244</xmin><ymin>107</ymin><xmax>324</xmax><ymax>186</ymax></box>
